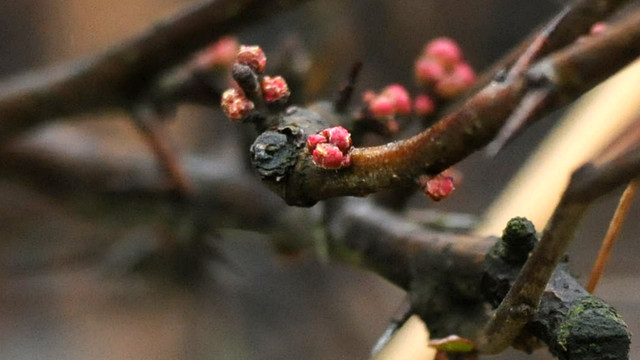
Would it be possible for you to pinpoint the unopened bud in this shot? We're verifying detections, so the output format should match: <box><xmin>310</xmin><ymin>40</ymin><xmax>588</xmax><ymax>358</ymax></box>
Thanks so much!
<box><xmin>321</xmin><ymin>126</ymin><xmax>352</xmax><ymax>152</ymax></box>
<box><xmin>221</xmin><ymin>88</ymin><xmax>255</xmax><ymax>121</ymax></box>
<box><xmin>415</xmin><ymin>57</ymin><xmax>445</xmax><ymax>85</ymax></box>
<box><xmin>414</xmin><ymin>94</ymin><xmax>435</xmax><ymax>116</ymax></box>
<box><xmin>382</xmin><ymin>84</ymin><xmax>412</xmax><ymax>115</ymax></box>
<box><xmin>425</xmin><ymin>37</ymin><xmax>462</xmax><ymax>66</ymax></box>
<box><xmin>261</xmin><ymin>75</ymin><xmax>291</xmax><ymax>103</ymax></box>
<box><xmin>312</xmin><ymin>143</ymin><xmax>348</xmax><ymax>169</ymax></box>
<box><xmin>236</xmin><ymin>45</ymin><xmax>267</xmax><ymax>74</ymax></box>
<box><xmin>418</xmin><ymin>174</ymin><xmax>455</xmax><ymax>201</ymax></box>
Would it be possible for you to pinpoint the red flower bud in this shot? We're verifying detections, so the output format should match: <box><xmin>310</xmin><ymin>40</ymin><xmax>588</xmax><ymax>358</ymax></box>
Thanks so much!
<box><xmin>308</xmin><ymin>127</ymin><xmax>353</xmax><ymax>169</ymax></box>
<box><xmin>369</xmin><ymin>96</ymin><xmax>395</xmax><ymax>117</ymax></box>
<box><xmin>414</xmin><ymin>94</ymin><xmax>435</xmax><ymax>116</ymax></box>
<box><xmin>236</xmin><ymin>45</ymin><xmax>267</xmax><ymax>73</ymax></box>
<box><xmin>306</xmin><ymin>133</ymin><xmax>327</xmax><ymax>152</ymax></box>
<box><xmin>382</xmin><ymin>84</ymin><xmax>412</xmax><ymax>115</ymax></box>
<box><xmin>415</xmin><ymin>57</ymin><xmax>445</xmax><ymax>85</ymax></box>
<box><xmin>435</xmin><ymin>63</ymin><xmax>476</xmax><ymax>98</ymax></box>
<box><xmin>321</xmin><ymin>126</ymin><xmax>352</xmax><ymax>152</ymax></box>
<box><xmin>452</xmin><ymin>63</ymin><xmax>476</xmax><ymax>87</ymax></box>
<box><xmin>312</xmin><ymin>143</ymin><xmax>347</xmax><ymax>169</ymax></box>
<box><xmin>261</xmin><ymin>75</ymin><xmax>291</xmax><ymax>103</ymax></box>
<box><xmin>590</xmin><ymin>22</ymin><xmax>607</xmax><ymax>36</ymax></box>
<box><xmin>220</xmin><ymin>88</ymin><xmax>255</xmax><ymax>121</ymax></box>
<box><xmin>418</xmin><ymin>174</ymin><xmax>455</xmax><ymax>201</ymax></box>
<box><xmin>425</xmin><ymin>37</ymin><xmax>462</xmax><ymax>66</ymax></box>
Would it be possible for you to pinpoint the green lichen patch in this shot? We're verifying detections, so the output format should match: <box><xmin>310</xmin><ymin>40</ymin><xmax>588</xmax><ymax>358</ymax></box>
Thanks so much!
<box><xmin>555</xmin><ymin>297</ymin><xmax>631</xmax><ymax>360</ymax></box>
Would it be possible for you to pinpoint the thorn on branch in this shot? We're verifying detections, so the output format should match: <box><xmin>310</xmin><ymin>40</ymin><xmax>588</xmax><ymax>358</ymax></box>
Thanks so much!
<box><xmin>333</xmin><ymin>61</ymin><xmax>363</xmax><ymax>113</ymax></box>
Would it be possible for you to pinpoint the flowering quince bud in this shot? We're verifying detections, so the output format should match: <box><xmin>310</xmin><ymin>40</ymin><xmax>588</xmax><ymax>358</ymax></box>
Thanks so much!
<box><xmin>425</xmin><ymin>37</ymin><xmax>462</xmax><ymax>66</ymax></box>
<box><xmin>435</xmin><ymin>63</ymin><xmax>476</xmax><ymax>98</ymax></box>
<box><xmin>220</xmin><ymin>88</ymin><xmax>254</xmax><ymax>121</ymax></box>
<box><xmin>312</xmin><ymin>143</ymin><xmax>348</xmax><ymax>169</ymax></box>
<box><xmin>590</xmin><ymin>22</ymin><xmax>607</xmax><ymax>36</ymax></box>
<box><xmin>452</xmin><ymin>63</ymin><xmax>476</xmax><ymax>86</ymax></box>
<box><xmin>369</xmin><ymin>95</ymin><xmax>395</xmax><ymax>117</ymax></box>
<box><xmin>418</xmin><ymin>174</ymin><xmax>455</xmax><ymax>201</ymax></box>
<box><xmin>321</xmin><ymin>126</ymin><xmax>352</xmax><ymax>152</ymax></box>
<box><xmin>236</xmin><ymin>45</ymin><xmax>267</xmax><ymax>73</ymax></box>
<box><xmin>382</xmin><ymin>84</ymin><xmax>412</xmax><ymax>115</ymax></box>
<box><xmin>308</xmin><ymin>126</ymin><xmax>353</xmax><ymax>169</ymax></box>
<box><xmin>415</xmin><ymin>57</ymin><xmax>445</xmax><ymax>85</ymax></box>
<box><xmin>306</xmin><ymin>133</ymin><xmax>327</xmax><ymax>152</ymax></box>
<box><xmin>261</xmin><ymin>76</ymin><xmax>291</xmax><ymax>103</ymax></box>
<box><xmin>196</xmin><ymin>36</ymin><xmax>239</xmax><ymax>69</ymax></box>
<box><xmin>414</xmin><ymin>94</ymin><xmax>435</xmax><ymax>116</ymax></box>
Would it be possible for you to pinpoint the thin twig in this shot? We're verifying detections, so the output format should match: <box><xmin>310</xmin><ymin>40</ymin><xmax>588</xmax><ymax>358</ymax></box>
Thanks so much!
<box><xmin>333</xmin><ymin>61</ymin><xmax>363</xmax><ymax>113</ymax></box>
<box><xmin>485</xmin><ymin>89</ymin><xmax>552</xmax><ymax>156</ymax></box>
<box><xmin>132</xmin><ymin>105</ymin><xmax>194</xmax><ymax>196</ymax></box>
<box><xmin>586</xmin><ymin>179</ymin><xmax>639</xmax><ymax>293</ymax></box>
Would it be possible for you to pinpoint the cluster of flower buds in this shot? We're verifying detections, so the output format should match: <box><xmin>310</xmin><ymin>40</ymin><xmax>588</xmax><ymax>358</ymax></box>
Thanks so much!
<box><xmin>415</xmin><ymin>37</ymin><xmax>476</xmax><ymax>101</ymax></box>
<box><xmin>220</xmin><ymin>45</ymin><xmax>291</xmax><ymax>121</ymax></box>
<box><xmin>307</xmin><ymin>126</ymin><xmax>353</xmax><ymax>169</ymax></box>
<box><xmin>361</xmin><ymin>84</ymin><xmax>413</xmax><ymax>132</ymax></box>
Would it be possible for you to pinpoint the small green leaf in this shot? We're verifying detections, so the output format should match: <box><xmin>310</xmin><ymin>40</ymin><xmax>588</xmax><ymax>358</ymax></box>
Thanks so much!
<box><xmin>429</xmin><ymin>335</ymin><xmax>476</xmax><ymax>353</ymax></box>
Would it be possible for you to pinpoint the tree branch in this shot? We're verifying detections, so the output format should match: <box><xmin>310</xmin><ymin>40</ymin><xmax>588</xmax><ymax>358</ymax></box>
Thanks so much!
<box><xmin>0</xmin><ymin>0</ymin><xmax>310</xmax><ymax>144</ymax></box>
<box><xmin>261</xmin><ymin>5</ymin><xmax>640</xmax><ymax>206</ymax></box>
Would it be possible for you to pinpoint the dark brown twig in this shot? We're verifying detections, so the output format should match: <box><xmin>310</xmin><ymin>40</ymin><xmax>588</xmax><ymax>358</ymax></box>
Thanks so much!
<box><xmin>333</xmin><ymin>61</ymin><xmax>363</xmax><ymax>113</ymax></box>
<box><xmin>131</xmin><ymin>105</ymin><xmax>194</xmax><ymax>196</ymax></box>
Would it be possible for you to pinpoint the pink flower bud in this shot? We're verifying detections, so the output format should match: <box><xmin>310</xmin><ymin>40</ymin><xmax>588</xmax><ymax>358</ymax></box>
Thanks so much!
<box><xmin>590</xmin><ymin>22</ymin><xmax>607</xmax><ymax>36</ymax></box>
<box><xmin>236</xmin><ymin>45</ymin><xmax>267</xmax><ymax>73</ymax></box>
<box><xmin>369</xmin><ymin>96</ymin><xmax>395</xmax><ymax>117</ymax></box>
<box><xmin>419</xmin><ymin>174</ymin><xmax>455</xmax><ymax>201</ymax></box>
<box><xmin>414</xmin><ymin>94</ymin><xmax>435</xmax><ymax>116</ymax></box>
<box><xmin>425</xmin><ymin>37</ymin><xmax>462</xmax><ymax>66</ymax></box>
<box><xmin>312</xmin><ymin>143</ymin><xmax>347</xmax><ymax>169</ymax></box>
<box><xmin>306</xmin><ymin>133</ymin><xmax>327</xmax><ymax>152</ymax></box>
<box><xmin>435</xmin><ymin>63</ymin><xmax>476</xmax><ymax>98</ymax></box>
<box><xmin>196</xmin><ymin>36</ymin><xmax>239</xmax><ymax>69</ymax></box>
<box><xmin>415</xmin><ymin>57</ymin><xmax>445</xmax><ymax>85</ymax></box>
<box><xmin>261</xmin><ymin>76</ymin><xmax>291</xmax><ymax>103</ymax></box>
<box><xmin>382</xmin><ymin>84</ymin><xmax>412</xmax><ymax>115</ymax></box>
<box><xmin>321</xmin><ymin>126</ymin><xmax>352</xmax><ymax>152</ymax></box>
<box><xmin>220</xmin><ymin>88</ymin><xmax>255</xmax><ymax>121</ymax></box>
<box><xmin>452</xmin><ymin>63</ymin><xmax>476</xmax><ymax>87</ymax></box>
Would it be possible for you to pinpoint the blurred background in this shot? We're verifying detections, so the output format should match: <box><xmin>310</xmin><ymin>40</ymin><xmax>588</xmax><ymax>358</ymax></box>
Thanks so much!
<box><xmin>0</xmin><ymin>0</ymin><xmax>638</xmax><ymax>359</ymax></box>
